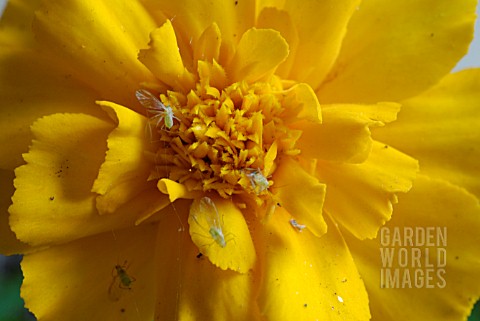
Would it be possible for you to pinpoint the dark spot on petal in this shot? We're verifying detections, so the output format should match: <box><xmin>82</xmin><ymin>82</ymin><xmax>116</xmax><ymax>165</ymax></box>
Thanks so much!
<box><xmin>49</xmin><ymin>196</ymin><xmax>55</xmax><ymax>201</ymax></box>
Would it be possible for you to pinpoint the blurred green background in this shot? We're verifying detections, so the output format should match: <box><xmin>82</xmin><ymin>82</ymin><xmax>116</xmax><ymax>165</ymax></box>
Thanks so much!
<box><xmin>0</xmin><ymin>255</ymin><xmax>35</xmax><ymax>321</ymax></box>
<box><xmin>0</xmin><ymin>254</ymin><xmax>479</xmax><ymax>320</ymax></box>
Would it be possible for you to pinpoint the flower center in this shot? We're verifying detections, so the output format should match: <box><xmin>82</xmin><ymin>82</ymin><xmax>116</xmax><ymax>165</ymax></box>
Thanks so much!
<box><xmin>144</xmin><ymin>76</ymin><xmax>302</xmax><ymax>204</ymax></box>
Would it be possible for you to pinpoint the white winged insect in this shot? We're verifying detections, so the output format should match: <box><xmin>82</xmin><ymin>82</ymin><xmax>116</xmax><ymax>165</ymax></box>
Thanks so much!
<box><xmin>289</xmin><ymin>219</ymin><xmax>306</xmax><ymax>232</ymax></box>
<box><xmin>244</xmin><ymin>168</ymin><xmax>269</xmax><ymax>194</ymax></box>
<box><xmin>193</xmin><ymin>197</ymin><xmax>227</xmax><ymax>248</ymax></box>
<box><xmin>135</xmin><ymin>89</ymin><xmax>179</xmax><ymax>130</ymax></box>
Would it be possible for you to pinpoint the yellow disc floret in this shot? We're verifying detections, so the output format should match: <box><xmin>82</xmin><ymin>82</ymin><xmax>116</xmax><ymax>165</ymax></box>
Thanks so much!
<box><xmin>143</xmin><ymin>72</ymin><xmax>302</xmax><ymax>205</ymax></box>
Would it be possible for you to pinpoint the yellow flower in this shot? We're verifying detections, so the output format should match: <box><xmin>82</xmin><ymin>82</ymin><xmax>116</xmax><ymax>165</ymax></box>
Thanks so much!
<box><xmin>1</xmin><ymin>0</ymin><xmax>480</xmax><ymax>320</ymax></box>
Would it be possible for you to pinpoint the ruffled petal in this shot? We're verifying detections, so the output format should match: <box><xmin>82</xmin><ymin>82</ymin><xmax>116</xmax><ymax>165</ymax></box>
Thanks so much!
<box><xmin>281</xmin><ymin>83</ymin><xmax>322</xmax><ymax>124</ymax></box>
<box><xmin>150</xmin><ymin>0</ymin><xmax>256</xmax><ymax>63</ymax></box>
<box><xmin>188</xmin><ymin>196</ymin><xmax>256</xmax><ymax>273</ymax></box>
<box><xmin>9</xmin><ymin>113</ymin><xmax>138</xmax><ymax>246</ymax></box>
<box><xmin>345</xmin><ymin>175</ymin><xmax>480</xmax><ymax>321</ymax></box>
<box><xmin>21</xmin><ymin>223</ymin><xmax>157</xmax><ymax>321</ymax></box>
<box><xmin>32</xmin><ymin>0</ymin><xmax>157</xmax><ymax>109</ymax></box>
<box><xmin>256</xmin><ymin>7</ymin><xmax>299</xmax><ymax>78</ymax></box>
<box><xmin>92</xmin><ymin>102</ymin><xmax>155</xmax><ymax>215</ymax></box>
<box><xmin>0</xmin><ymin>0</ymin><xmax>39</xmax><ymax>47</ymax></box>
<box><xmin>227</xmin><ymin>28</ymin><xmax>289</xmax><ymax>83</ymax></box>
<box><xmin>138</xmin><ymin>20</ymin><xmax>196</xmax><ymax>91</ymax></box>
<box><xmin>157</xmin><ymin>179</ymin><xmax>202</xmax><ymax>202</ymax></box>
<box><xmin>256</xmin><ymin>206</ymin><xmax>370</xmax><ymax>321</ymax></box>
<box><xmin>295</xmin><ymin>102</ymin><xmax>400</xmax><ymax>163</ymax></box>
<box><xmin>257</xmin><ymin>0</ymin><xmax>361</xmax><ymax>89</ymax></box>
<box><xmin>0</xmin><ymin>49</ymin><xmax>105</xmax><ymax>170</ymax></box>
<box><xmin>0</xmin><ymin>169</ymin><xmax>31</xmax><ymax>255</ymax></box>
<box><xmin>154</xmin><ymin>201</ymin><xmax>261</xmax><ymax>321</ymax></box>
<box><xmin>319</xmin><ymin>0</ymin><xmax>477</xmax><ymax>103</ymax></box>
<box><xmin>316</xmin><ymin>142</ymin><xmax>419</xmax><ymax>240</ymax></box>
<box><xmin>374</xmin><ymin>69</ymin><xmax>480</xmax><ymax>199</ymax></box>
<box><xmin>194</xmin><ymin>22</ymin><xmax>222</xmax><ymax>63</ymax></box>
<box><xmin>273</xmin><ymin>157</ymin><xmax>327</xmax><ymax>237</ymax></box>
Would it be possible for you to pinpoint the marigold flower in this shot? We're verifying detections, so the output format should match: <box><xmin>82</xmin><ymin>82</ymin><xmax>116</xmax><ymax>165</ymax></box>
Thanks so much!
<box><xmin>1</xmin><ymin>0</ymin><xmax>480</xmax><ymax>320</ymax></box>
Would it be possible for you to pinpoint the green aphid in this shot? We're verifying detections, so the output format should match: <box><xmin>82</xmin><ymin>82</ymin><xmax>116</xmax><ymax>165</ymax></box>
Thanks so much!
<box><xmin>108</xmin><ymin>262</ymin><xmax>136</xmax><ymax>301</ymax></box>
<box><xmin>115</xmin><ymin>264</ymin><xmax>136</xmax><ymax>289</ymax></box>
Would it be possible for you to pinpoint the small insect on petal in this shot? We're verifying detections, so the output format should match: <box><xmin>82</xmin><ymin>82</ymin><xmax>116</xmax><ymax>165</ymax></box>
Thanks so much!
<box><xmin>190</xmin><ymin>197</ymin><xmax>230</xmax><ymax>249</ymax></box>
<box><xmin>108</xmin><ymin>262</ymin><xmax>136</xmax><ymax>301</ymax></box>
<box><xmin>116</xmin><ymin>264</ymin><xmax>135</xmax><ymax>289</ymax></box>
<box><xmin>289</xmin><ymin>219</ymin><xmax>306</xmax><ymax>232</ymax></box>
<box><xmin>135</xmin><ymin>89</ymin><xmax>178</xmax><ymax>129</ymax></box>
<box><xmin>199</xmin><ymin>197</ymin><xmax>227</xmax><ymax>248</ymax></box>
<box><xmin>245</xmin><ymin>168</ymin><xmax>270</xmax><ymax>194</ymax></box>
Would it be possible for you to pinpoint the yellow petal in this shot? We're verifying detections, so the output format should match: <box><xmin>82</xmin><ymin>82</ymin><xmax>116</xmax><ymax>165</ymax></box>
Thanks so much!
<box><xmin>263</xmin><ymin>140</ymin><xmax>278</xmax><ymax>177</ymax></box>
<box><xmin>154</xmin><ymin>203</ymin><xmax>261</xmax><ymax>320</ymax></box>
<box><xmin>255</xmin><ymin>206</ymin><xmax>370</xmax><ymax>321</ymax></box>
<box><xmin>316</xmin><ymin>142</ymin><xmax>419</xmax><ymax>240</ymax></box>
<box><xmin>259</xmin><ymin>0</ymin><xmax>361</xmax><ymax>89</ymax></box>
<box><xmin>157</xmin><ymin>179</ymin><xmax>202</xmax><ymax>202</ymax></box>
<box><xmin>256</xmin><ymin>7</ymin><xmax>298</xmax><ymax>78</ymax></box>
<box><xmin>319</xmin><ymin>0</ymin><xmax>477</xmax><ymax>103</ymax></box>
<box><xmin>32</xmin><ymin>0</ymin><xmax>157</xmax><ymax>109</ymax></box>
<box><xmin>138</xmin><ymin>20</ymin><xmax>196</xmax><ymax>91</ymax></box>
<box><xmin>188</xmin><ymin>196</ymin><xmax>256</xmax><ymax>273</ymax></box>
<box><xmin>0</xmin><ymin>169</ymin><xmax>31</xmax><ymax>255</ymax></box>
<box><xmin>227</xmin><ymin>28</ymin><xmax>289</xmax><ymax>83</ymax></box>
<box><xmin>0</xmin><ymin>49</ymin><xmax>105</xmax><ymax>170</ymax></box>
<box><xmin>345</xmin><ymin>175</ymin><xmax>480</xmax><ymax>321</ymax></box>
<box><xmin>124</xmin><ymin>185</ymin><xmax>172</xmax><ymax>226</ymax></box>
<box><xmin>9</xmin><ymin>113</ymin><xmax>137</xmax><ymax>246</ymax></box>
<box><xmin>21</xmin><ymin>223</ymin><xmax>157</xmax><ymax>321</ymax></box>
<box><xmin>273</xmin><ymin>157</ymin><xmax>327</xmax><ymax>237</ymax></box>
<box><xmin>295</xmin><ymin>102</ymin><xmax>400</xmax><ymax>163</ymax></box>
<box><xmin>281</xmin><ymin>83</ymin><xmax>322</xmax><ymax>124</ymax></box>
<box><xmin>193</xmin><ymin>22</ymin><xmax>222</xmax><ymax>64</ymax></box>
<box><xmin>149</xmin><ymin>0</ymin><xmax>255</xmax><ymax>63</ymax></box>
<box><xmin>374</xmin><ymin>69</ymin><xmax>480</xmax><ymax>200</ymax></box>
<box><xmin>92</xmin><ymin>102</ymin><xmax>154</xmax><ymax>215</ymax></box>
<box><xmin>0</xmin><ymin>0</ymin><xmax>39</xmax><ymax>47</ymax></box>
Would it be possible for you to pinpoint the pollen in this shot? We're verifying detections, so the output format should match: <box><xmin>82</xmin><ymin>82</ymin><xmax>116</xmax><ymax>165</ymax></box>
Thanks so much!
<box><xmin>143</xmin><ymin>72</ymin><xmax>302</xmax><ymax>205</ymax></box>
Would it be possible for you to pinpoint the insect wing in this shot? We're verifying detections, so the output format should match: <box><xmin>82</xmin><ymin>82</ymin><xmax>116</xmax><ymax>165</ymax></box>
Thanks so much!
<box><xmin>199</xmin><ymin>196</ymin><xmax>223</xmax><ymax>231</ymax></box>
<box><xmin>135</xmin><ymin>89</ymin><xmax>166</xmax><ymax>113</ymax></box>
<box><xmin>190</xmin><ymin>197</ymin><xmax>227</xmax><ymax>248</ymax></box>
<box><xmin>188</xmin><ymin>197</ymin><xmax>256</xmax><ymax>272</ymax></box>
